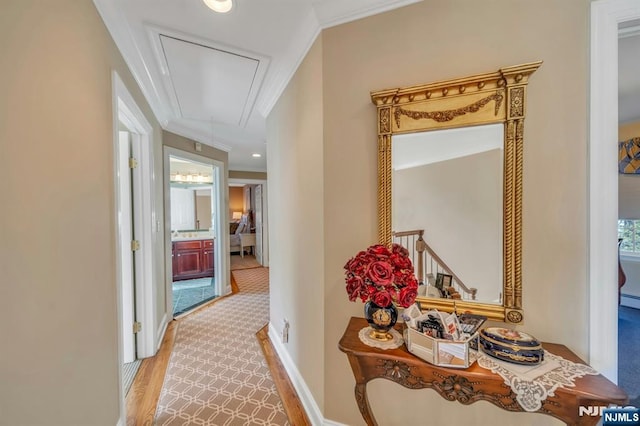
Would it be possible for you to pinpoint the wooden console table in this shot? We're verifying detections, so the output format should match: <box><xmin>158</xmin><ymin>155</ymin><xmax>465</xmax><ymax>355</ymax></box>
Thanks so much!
<box><xmin>338</xmin><ymin>317</ymin><xmax>627</xmax><ymax>426</ymax></box>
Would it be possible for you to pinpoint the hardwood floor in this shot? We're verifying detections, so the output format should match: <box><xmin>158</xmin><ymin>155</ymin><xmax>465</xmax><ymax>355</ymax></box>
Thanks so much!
<box><xmin>126</xmin><ymin>320</ymin><xmax>177</xmax><ymax>426</ymax></box>
<box><xmin>256</xmin><ymin>325</ymin><xmax>311</xmax><ymax>426</ymax></box>
<box><xmin>125</xmin><ymin>270</ymin><xmax>309</xmax><ymax>425</ymax></box>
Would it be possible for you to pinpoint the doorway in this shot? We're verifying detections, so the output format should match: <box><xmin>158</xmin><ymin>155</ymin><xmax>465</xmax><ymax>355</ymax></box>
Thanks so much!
<box><xmin>228</xmin><ymin>178</ymin><xmax>269</xmax><ymax>269</ymax></box>
<box><xmin>164</xmin><ymin>148</ymin><xmax>228</xmax><ymax>317</ymax></box>
<box><xmin>113</xmin><ymin>71</ymin><xmax>157</xmax><ymax>425</ymax></box>
<box><xmin>590</xmin><ymin>0</ymin><xmax>640</xmax><ymax>385</ymax></box>
<box><xmin>616</xmin><ymin>21</ymin><xmax>640</xmax><ymax>406</ymax></box>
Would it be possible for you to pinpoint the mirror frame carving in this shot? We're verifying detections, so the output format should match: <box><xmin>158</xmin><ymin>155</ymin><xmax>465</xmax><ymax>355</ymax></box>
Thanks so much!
<box><xmin>371</xmin><ymin>62</ymin><xmax>541</xmax><ymax>324</ymax></box>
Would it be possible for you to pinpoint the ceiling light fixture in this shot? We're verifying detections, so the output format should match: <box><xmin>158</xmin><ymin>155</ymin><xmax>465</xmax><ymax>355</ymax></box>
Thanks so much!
<box><xmin>252</xmin><ymin>153</ymin><xmax>261</xmax><ymax>158</ymax></box>
<box><xmin>203</xmin><ymin>0</ymin><xmax>233</xmax><ymax>13</ymax></box>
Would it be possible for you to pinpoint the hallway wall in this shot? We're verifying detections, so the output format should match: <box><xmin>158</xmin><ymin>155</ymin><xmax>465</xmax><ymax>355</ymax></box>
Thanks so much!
<box><xmin>267</xmin><ymin>36</ymin><xmax>326</xmax><ymax>412</ymax></box>
<box><xmin>321</xmin><ymin>1</ymin><xmax>588</xmax><ymax>423</ymax></box>
<box><xmin>0</xmin><ymin>1</ymin><xmax>163</xmax><ymax>424</ymax></box>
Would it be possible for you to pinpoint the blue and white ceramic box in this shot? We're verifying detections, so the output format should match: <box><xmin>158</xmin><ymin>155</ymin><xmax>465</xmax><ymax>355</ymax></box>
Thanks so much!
<box><xmin>479</xmin><ymin>327</ymin><xmax>544</xmax><ymax>365</ymax></box>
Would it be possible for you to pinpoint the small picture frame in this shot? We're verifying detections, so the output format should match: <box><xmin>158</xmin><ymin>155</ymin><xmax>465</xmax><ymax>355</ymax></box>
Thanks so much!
<box><xmin>435</xmin><ymin>273</ymin><xmax>453</xmax><ymax>291</ymax></box>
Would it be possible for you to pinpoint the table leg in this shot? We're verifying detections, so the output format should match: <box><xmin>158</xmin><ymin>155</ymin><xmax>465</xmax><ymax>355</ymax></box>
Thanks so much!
<box><xmin>355</xmin><ymin>383</ymin><xmax>378</xmax><ymax>426</ymax></box>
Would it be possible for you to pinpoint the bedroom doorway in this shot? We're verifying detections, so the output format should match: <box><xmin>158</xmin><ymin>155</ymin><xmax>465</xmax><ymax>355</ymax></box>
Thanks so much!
<box><xmin>164</xmin><ymin>148</ymin><xmax>227</xmax><ymax>317</ymax></box>
<box><xmin>228</xmin><ymin>178</ymin><xmax>269</xmax><ymax>270</ymax></box>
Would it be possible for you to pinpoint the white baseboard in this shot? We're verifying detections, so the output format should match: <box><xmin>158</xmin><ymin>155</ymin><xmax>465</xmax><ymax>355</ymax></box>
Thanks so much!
<box><xmin>621</xmin><ymin>293</ymin><xmax>640</xmax><ymax>309</ymax></box>
<box><xmin>268</xmin><ymin>323</ymin><xmax>349</xmax><ymax>426</ymax></box>
<box><xmin>156</xmin><ymin>313</ymin><xmax>169</xmax><ymax>351</ymax></box>
<box><xmin>268</xmin><ymin>323</ymin><xmax>323</xmax><ymax>424</ymax></box>
<box><xmin>323</xmin><ymin>420</ymin><xmax>348</xmax><ymax>426</ymax></box>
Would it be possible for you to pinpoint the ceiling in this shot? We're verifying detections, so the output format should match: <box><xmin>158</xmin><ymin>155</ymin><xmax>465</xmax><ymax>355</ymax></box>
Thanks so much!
<box><xmin>93</xmin><ymin>0</ymin><xmax>421</xmax><ymax>172</ymax></box>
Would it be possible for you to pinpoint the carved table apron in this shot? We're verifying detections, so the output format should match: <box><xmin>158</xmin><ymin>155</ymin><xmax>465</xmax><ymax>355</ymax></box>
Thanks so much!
<box><xmin>338</xmin><ymin>317</ymin><xmax>627</xmax><ymax>426</ymax></box>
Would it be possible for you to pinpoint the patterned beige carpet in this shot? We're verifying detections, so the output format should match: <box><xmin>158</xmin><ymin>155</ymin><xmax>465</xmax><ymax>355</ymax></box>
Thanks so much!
<box><xmin>155</xmin><ymin>268</ymin><xmax>290</xmax><ymax>426</ymax></box>
<box><xmin>230</xmin><ymin>254</ymin><xmax>262</xmax><ymax>271</ymax></box>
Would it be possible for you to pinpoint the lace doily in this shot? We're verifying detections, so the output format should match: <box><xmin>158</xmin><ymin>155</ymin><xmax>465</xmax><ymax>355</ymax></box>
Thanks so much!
<box><xmin>358</xmin><ymin>327</ymin><xmax>404</xmax><ymax>350</ymax></box>
<box><xmin>477</xmin><ymin>350</ymin><xmax>599</xmax><ymax>412</ymax></box>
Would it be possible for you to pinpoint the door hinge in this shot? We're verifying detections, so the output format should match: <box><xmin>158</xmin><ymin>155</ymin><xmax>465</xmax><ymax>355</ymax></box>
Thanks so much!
<box><xmin>131</xmin><ymin>240</ymin><xmax>140</xmax><ymax>251</ymax></box>
<box><xmin>133</xmin><ymin>322</ymin><xmax>142</xmax><ymax>334</ymax></box>
<box><xmin>129</xmin><ymin>157</ymin><xmax>138</xmax><ymax>169</ymax></box>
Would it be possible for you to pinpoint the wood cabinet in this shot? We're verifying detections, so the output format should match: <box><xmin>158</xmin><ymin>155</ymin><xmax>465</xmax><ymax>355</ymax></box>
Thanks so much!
<box><xmin>202</xmin><ymin>240</ymin><xmax>214</xmax><ymax>275</ymax></box>
<box><xmin>172</xmin><ymin>239</ymin><xmax>214</xmax><ymax>281</ymax></box>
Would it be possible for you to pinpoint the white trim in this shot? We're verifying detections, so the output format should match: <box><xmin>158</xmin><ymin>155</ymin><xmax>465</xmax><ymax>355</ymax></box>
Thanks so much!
<box><xmin>156</xmin><ymin>313</ymin><xmax>169</xmax><ymax>350</ymax></box>
<box><xmin>313</xmin><ymin>0</ymin><xmax>423</xmax><ymax>29</ymax></box>
<box><xmin>130</xmin><ymin>131</ymin><xmax>158</xmax><ymax>360</ymax></box>
<box><xmin>621</xmin><ymin>294</ymin><xmax>640</xmax><ymax>309</ymax></box>
<box><xmin>116</xmin><ymin>419</ymin><xmax>124</xmax><ymax>426</ymax></box>
<box><xmin>268</xmin><ymin>323</ymin><xmax>324</xmax><ymax>426</ymax></box>
<box><xmin>228</xmin><ymin>177</ymin><xmax>269</xmax><ymax>267</ymax></box>
<box><xmin>165</xmin><ymin>120</ymin><xmax>233</xmax><ymax>152</ymax></box>
<box><xmin>256</xmin><ymin>9</ymin><xmax>321</xmax><ymax>117</ymax></box>
<box><xmin>621</xmin><ymin>253</ymin><xmax>640</xmax><ymax>262</ymax></box>
<box><xmin>113</xmin><ymin>70</ymin><xmax>158</xmax><ymax>426</ymax></box>
<box><xmin>619</xmin><ymin>24</ymin><xmax>640</xmax><ymax>38</ymax></box>
<box><xmin>590</xmin><ymin>0</ymin><xmax>640</xmax><ymax>383</ymax></box>
<box><xmin>163</xmin><ymin>147</ymin><xmax>230</xmax><ymax>314</ymax></box>
<box><xmin>323</xmin><ymin>420</ymin><xmax>349</xmax><ymax>426</ymax></box>
<box><xmin>93</xmin><ymin>0</ymin><xmax>169</xmax><ymax>127</ymax></box>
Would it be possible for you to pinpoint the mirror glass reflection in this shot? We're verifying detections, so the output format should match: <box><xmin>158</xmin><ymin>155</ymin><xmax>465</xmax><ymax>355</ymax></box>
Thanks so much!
<box><xmin>392</xmin><ymin>123</ymin><xmax>504</xmax><ymax>304</ymax></box>
<box><xmin>169</xmin><ymin>156</ymin><xmax>215</xmax><ymax>232</ymax></box>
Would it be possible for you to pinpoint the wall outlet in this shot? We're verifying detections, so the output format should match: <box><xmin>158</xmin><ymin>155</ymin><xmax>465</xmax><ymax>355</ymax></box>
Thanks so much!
<box><xmin>282</xmin><ymin>319</ymin><xmax>289</xmax><ymax>343</ymax></box>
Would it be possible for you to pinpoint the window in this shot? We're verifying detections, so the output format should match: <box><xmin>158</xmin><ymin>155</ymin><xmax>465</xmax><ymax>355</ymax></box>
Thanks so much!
<box><xmin>618</xmin><ymin>219</ymin><xmax>640</xmax><ymax>254</ymax></box>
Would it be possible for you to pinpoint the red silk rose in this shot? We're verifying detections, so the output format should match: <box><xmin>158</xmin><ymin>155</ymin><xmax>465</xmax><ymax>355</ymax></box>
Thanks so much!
<box><xmin>366</xmin><ymin>261</ymin><xmax>394</xmax><ymax>286</ymax></box>
<box><xmin>344</xmin><ymin>243</ymin><xmax>418</xmax><ymax>307</ymax></box>
<box><xmin>372</xmin><ymin>290</ymin><xmax>392</xmax><ymax>307</ymax></box>
<box><xmin>398</xmin><ymin>286</ymin><xmax>418</xmax><ymax>308</ymax></box>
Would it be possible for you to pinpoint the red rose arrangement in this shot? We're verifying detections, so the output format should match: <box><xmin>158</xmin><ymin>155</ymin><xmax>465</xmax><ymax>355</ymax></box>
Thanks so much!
<box><xmin>344</xmin><ymin>243</ymin><xmax>419</xmax><ymax>308</ymax></box>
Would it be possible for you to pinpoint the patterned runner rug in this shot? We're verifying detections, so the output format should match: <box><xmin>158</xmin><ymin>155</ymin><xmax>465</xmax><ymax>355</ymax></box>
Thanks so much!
<box><xmin>230</xmin><ymin>254</ymin><xmax>261</xmax><ymax>271</ymax></box>
<box><xmin>155</xmin><ymin>268</ymin><xmax>290</xmax><ymax>425</ymax></box>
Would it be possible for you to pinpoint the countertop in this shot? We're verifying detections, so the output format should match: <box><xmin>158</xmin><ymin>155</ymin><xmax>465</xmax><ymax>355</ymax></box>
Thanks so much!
<box><xmin>171</xmin><ymin>231</ymin><xmax>215</xmax><ymax>242</ymax></box>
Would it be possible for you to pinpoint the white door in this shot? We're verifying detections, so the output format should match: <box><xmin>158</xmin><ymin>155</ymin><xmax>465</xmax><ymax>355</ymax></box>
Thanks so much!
<box><xmin>254</xmin><ymin>184</ymin><xmax>263</xmax><ymax>264</ymax></box>
<box><xmin>117</xmin><ymin>131</ymin><xmax>136</xmax><ymax>364</ymax></box>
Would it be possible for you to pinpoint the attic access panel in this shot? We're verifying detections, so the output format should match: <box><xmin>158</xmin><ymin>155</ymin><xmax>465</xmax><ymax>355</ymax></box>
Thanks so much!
<box><xmin>160</xmin><ymin>34</ymin><xmax>260</xmax><ymax>127</ymax></box>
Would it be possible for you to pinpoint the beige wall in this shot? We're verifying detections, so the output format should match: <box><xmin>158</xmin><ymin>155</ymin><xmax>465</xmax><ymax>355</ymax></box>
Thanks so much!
<box><xmin>266</xmin><ymin>37</ymin><xmax>325</xmax><ymax>410</ymax></box>
<box><xmin>320</xmin><ymin>0</ymin><xmax>588</xmax><ymax>424</ymax></box>
<box><xmin>394</xmin><ymin>149</ymin><xmax>503</xmax><ymax>303</ymax></box>
<box><xmin>163</xmin><ymin>131</ymin><xmax>228</xmax><ymax>165</ymax></box>
<box><xmin>229</xmin><ymin>170</ymin><xmax>267</xmax><ymax>180</ymax></box>
<box><xmin>229</xmin><ymin>186</ymin><xmax>244</xmax><ymax>216</ymax></box>
<box><xmin>0</xmin><ymin>1</ymin><xmax>164</xmax><ymax>424</ymax></box>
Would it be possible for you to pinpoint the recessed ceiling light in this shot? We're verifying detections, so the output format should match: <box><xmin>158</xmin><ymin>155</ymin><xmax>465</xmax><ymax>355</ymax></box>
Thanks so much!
<box><xmin>203</xmin><ymin>0</ymin><xmax>233</xmax><ymax>13</ymax></box>
<box><xmin>252</xmin><ymin>153</ymin><xmax>261</xmax><ymax>158</ymax></box>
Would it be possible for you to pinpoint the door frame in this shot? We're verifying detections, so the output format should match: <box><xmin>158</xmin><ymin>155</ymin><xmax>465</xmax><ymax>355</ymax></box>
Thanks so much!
<box><xmin>228</xmin><ymin>178</ymin><xmax>269</xmax><ymax>267</ymax></box>
<box><xmin>589</xmin><ymin>0</ymin><xmax>640</xmax><ymax>382</ymax></box>
<box><xmin>164</xmin><ymin>147</ymin><xmax>229</xmax><ymax>310</ymax></box>
<box><xmin>112</xmin><ymin>71</ymin><xmax>157</xmax><ymax>424</ymax></box>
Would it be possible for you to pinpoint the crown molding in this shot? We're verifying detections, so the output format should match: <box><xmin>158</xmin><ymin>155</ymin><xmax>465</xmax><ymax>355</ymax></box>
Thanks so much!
<box><xmin>256</xmin><ymin>9</ymin><xmax>321</xmax><ymax>117</ymax></box>
<box><xmin>93</xmin><ymin>0</ymin><xmax>171</xmax><ymax>127</ymax></box>
<box><xmin>313</xmin><ymin>0</ymin><xmax>423</xmax><ymax>29</ymax></box>
<box><xmin>165</xmin><ymin>121</ymin><xmax>233</xmax><ymax>152</ymax></box>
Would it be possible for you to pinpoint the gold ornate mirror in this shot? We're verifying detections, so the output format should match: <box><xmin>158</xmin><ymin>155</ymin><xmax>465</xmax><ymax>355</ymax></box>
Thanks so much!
<box><xmin>372</xmin><ymin>62</ymin><xmax>541</xmax><ymax>324</ymax></box>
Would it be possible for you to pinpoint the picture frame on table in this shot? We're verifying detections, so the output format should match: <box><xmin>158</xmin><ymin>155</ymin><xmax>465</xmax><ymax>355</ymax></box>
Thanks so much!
<box><xmin>435</xmin><ymin>273</ymin><xmax>453</xmax><ymax>292</ymax></box>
